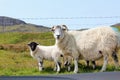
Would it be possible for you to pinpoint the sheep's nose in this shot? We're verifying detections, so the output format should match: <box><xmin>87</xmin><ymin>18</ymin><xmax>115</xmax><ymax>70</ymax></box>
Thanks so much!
<box><xmin>56</xmin><ymin>35</ymin><xmax>60</xmax><ymax>39</ymax></box>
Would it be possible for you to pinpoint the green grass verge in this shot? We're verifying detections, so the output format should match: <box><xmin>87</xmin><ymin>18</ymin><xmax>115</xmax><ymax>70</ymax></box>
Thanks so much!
<box><xmin>0</xmin><ymin>32</ymin><xmax>120</xmax><ymax>76</ymax></box>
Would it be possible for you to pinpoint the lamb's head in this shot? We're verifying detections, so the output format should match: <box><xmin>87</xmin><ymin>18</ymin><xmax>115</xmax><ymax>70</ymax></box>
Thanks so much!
<box><xmin>51</xmin><ymin>25</ymin><xmax>68</xmax><ymax>40</ymax></box>
<box><xmin>28</xmin><ymin>42</ymin><xmax>39</xmax><ymax>51</ymax></box>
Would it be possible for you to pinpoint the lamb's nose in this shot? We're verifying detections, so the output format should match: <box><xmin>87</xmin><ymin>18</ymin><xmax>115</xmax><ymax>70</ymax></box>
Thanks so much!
<box><xmin>56</xmin><ymin>35</ymin><xmax>60</xmax><ymax>39</ymax></box>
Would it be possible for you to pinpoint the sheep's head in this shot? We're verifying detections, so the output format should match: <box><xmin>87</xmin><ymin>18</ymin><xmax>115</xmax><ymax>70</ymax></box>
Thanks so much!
<box><xmin>28</xmin><ymin>42</ymin><xmax>39</xmax><ymax>51</ymax></box>
<box><xmin>51</xmin><ymin>25</ymin><xmax>68</xmax><ymax>40</ymax></box>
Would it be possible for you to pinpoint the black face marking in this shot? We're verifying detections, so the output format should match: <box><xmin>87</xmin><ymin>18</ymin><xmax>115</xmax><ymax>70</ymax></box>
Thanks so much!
<box><xmin>56</xmin><ymin>35</ymin><xmax>60</xmax><ymax>39</ymax></box>
<box><xmin>99</xmin><ymin>51</ymin><xmax>102</xmax><ymax>54</ymax></box>
<box><xmin>28</xmin><ymin>42</ymin><xmax>39</xmax><ymax>51</ymax></box>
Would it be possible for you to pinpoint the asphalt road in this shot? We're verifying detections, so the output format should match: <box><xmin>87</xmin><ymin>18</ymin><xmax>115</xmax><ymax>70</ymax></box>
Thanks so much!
<box><xmin>0</xmin><ymin>71</ymin><xmax>120</xmax><ymax>80</ymax></box>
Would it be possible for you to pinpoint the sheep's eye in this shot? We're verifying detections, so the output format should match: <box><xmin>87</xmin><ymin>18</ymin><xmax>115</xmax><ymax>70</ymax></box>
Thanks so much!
<box><xmin>62</xmin><ymin>28</ymin><xmax>66</xmax><ymax>31</ymax></box>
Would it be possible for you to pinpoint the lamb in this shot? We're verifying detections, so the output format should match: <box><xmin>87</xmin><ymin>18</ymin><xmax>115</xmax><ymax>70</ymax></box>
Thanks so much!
<box><xmin>51</xmin><ymin>25</ymin><xmax>120</xmax><ymax>73</ymax></box>
<box><xmin>27</xmin><ymin>42</ymin><xmax>63</xmax><ymax>72</ymax></box>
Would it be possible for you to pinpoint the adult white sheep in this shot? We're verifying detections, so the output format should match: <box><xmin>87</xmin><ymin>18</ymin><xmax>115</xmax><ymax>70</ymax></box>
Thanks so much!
<box><xmin>27</xmin><ymin>42</ymin><xmax>63</xmax><ymax>73</ymax></box>
<box><xmin>51</xmin><ymin>25</ymin><xmax>81</xmax><ymax>73</ymax></box>
<box><xmin>51</xmin><ymin>25</ymin><xmax>120</xmax><ymax>73</ymax></box>
<box><xmin>68</xmin><ymin>29</ymin><xmax>97</xmax><ymax>69</ymax></box>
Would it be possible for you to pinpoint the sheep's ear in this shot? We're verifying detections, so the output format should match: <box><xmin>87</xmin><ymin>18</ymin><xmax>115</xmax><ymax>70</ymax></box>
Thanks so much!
<box><xmin>36</xmin><ymin>43</ymin><xmax>39</xmax><ymax>45</ymax></box>
<box><xmin>62</xmin><ymin>25</ymin><xmax>68</xmax><ymax>31</ymax></box>
<box><xmin>51</xmin><ymin>26</ymin><xmax>55</xmax><ymax>31</ymax></box>
<box><xmin>27</xmin><ymin>43</ymin><xmax>30</xmax><ymax>46</ymax></box>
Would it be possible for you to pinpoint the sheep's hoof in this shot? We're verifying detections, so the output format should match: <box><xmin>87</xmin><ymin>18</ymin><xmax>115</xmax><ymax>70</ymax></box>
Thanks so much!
<box><xmin>56</xmin><ymin>71</ymin><xmax>60</xmax><ymax>74</ymax></box>
<box><xmin>39</xmin><ymin>69</ymin><xmax>42</xmax><ymax>71</ymax></box>
<box><xmin>74</xmin><ymin>70</ymin><xmax>78</xmax><ymax>73</ymax></box>
<box><xmin>39</xmin><ymin>67</ymin><xmax>44</xmax><ymax>71</ymax></box>
<box><xmin>100</xmin><ymin>69</ymin><xmax>105</xmax><ymax>72</ymax></box>
<box><xmin>53</xmin><ymin>68</ymin><xmax>57</xmax><ymax>71</ymax></box>
<box><xmin>67</xmin><ymin>67</ymin><xmax>71</xmax><ymax>71</ymax></box>
<box><xmin>93</xmin><ymin>66</ymin><xmax>96</xmax><ymax>70</ymax></box>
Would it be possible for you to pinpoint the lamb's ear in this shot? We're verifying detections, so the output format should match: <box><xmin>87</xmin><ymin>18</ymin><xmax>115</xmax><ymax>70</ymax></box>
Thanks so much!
<box><xmin>36</xmin><ymin>43</ymin><xmax>39</xmax><ymax>45</ymax></box>
<box><xmin>27</xmin><ymin>43</ymin><xmax>30</xmax><ymax>46</ymax></box>
<box><xmin>62</xmin><ymin>25</ymin><xmax>68</xmax><ymax>31</ymax></box>
<box><xmin>51</xmin><ymin>26</ymin><xmax>55</xmax><ymax>31</ymax></box>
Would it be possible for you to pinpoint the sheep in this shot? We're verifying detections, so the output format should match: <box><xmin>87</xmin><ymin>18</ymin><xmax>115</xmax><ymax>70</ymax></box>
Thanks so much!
<box><xmin>51</xmin><ymin>25</ymin><xmax>81</xmax><ymax>73</ymax></box>
<box><xmin>27</xmin><ymin>42</ymin><xmax>63</xmax><ymax>73</ymax></box>
<box><xmin>51</xmin><ymin>25</ymin><xmax>120</xmax><ymax>73</ymax></box>
<box><xmin>55</xmin><ymin>27</ymin><xmax>97</xmax><ymax>69</ymax></box>
<box><xmin>74</xmin><ymin>26</ymin><xmax>120</xmax><ymax>72</ymax></box>
<box><xmin>69</xmin><ymin>29</ymin><xmax>97</xmax><ymax>69</ymax></box>
<box><xmin>51</xmin><ymin>25</ymin><xmax>96</xmax><ymax>72</ymax></box>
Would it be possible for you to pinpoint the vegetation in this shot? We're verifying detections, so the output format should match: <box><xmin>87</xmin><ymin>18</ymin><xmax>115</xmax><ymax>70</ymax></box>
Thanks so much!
<box><xmin>0</xmin><ymin>24</ymin><xmax>50</xmax><ymax>33</ymax></box>
<box><xmin>0</xmin><ymin>32</ymin><xmax>120</xmax><ymax>76</ymax></box>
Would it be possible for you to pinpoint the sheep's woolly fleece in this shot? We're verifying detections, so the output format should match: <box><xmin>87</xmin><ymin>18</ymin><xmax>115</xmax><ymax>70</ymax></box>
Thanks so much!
<box><xmin>68</xmin><ymin>26</ymin><xmax>120</xmax><ymax>61</ymax></box>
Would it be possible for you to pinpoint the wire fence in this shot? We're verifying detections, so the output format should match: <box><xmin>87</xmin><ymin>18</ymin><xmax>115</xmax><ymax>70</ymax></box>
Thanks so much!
<box><xmin>0</xmin><ymin>16</ymin><xmax>120</xmax><ymax>32</ymax></box>
<box><xmin>18</xmin><ymin>16</ymin><xmax>120</xmax><ymax>30</ymax></box>
<box><xmin>17</xmin><ymin>16</ymin><xmax>120</xmax><ymax>20</ymax></box>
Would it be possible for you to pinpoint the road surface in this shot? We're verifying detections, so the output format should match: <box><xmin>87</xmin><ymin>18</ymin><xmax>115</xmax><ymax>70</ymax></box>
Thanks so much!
<box><xmin>0</xmin><ymin>71</ymin><xmax>120</xmax><ymax>80</ymax></box>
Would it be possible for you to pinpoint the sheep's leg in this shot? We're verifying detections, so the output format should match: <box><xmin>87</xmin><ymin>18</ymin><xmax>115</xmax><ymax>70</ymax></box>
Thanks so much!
<box><xmin>67</xmin><ymin>61</ymin><xmax>71</xmax><ymax>71</ymax></box>
<box><xmin>53</xmin><ymin>64</ymin><xmax>57</xmax><ymax>71</ymax></box>
<box><xmin>92</xmin><ymin>61</ymin><xmax>96</xmax><ymax>69</ymax></box>
<box><xmin>55</xmin><ymin>61</ymin><xmax>61</xmax><ymax>73</ymax></box>
<box><xmin>100</xmin><ymin>55</ymin><xmax>108</xmax><ymax>72</ymax></box>
<box><xmin>67</xmin><ymin>65</ymin><xmax>71</xmax><ymax>71</ymax></box>
<box><xmin>64</xmin><ymin>60</ymin><xmax>71</xmax><ymax>71</ymax></box>
<box><xmin>38</xmin><ymin>61</ymin><xmax>43</xmax><ymax>71</ymax></box>
<box><xmin>37</xmin><ymin>58</ymin><xmax>44</xmax><ymax>71</ymax></box>
<box><xmin>74</xmin><ymin>58</ymin><xmax>78</xmax><ymax>73</ymax></box>
<box><xmin>64</xmin><ymin>55</ymin><xmax>72</xmax><ymax>71</ymax></box>
<box><xmin>86</xmin><ymin>60</ymin><xmax>89</xmax><ymax>67</ymax></box>
<box><xmin>112</xmin><ymin>51</ymin><xmax>119</xmax><ymax>69</ymax></box>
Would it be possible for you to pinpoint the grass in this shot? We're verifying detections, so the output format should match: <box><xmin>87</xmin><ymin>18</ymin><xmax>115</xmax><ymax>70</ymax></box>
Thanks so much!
<box><xmin>0</xmin><ymin>24</ymin><xmax>49</xmax><ymax>32</ymax></box>
<box><xmin>0</xmin><ymin>32</ymin><xmax>120</xmax><ymax>76</ymax></box>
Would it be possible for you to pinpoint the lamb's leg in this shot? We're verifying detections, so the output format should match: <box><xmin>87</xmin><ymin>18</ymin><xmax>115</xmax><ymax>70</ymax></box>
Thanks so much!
<box><xmin>100</xmin><ymin>55</ymin><xmax>108</xmax><ymax>72</ymax></box>
<box><xmin>56</xmin><ymin>61</ymin><xmax>61</xmax><ymax>73</ymax></box>
<box><xmin>112</xmin><ymin>51</ymin><xmax>119</xmax><ymax>69</ymax></box>
<box><xmin>38</xmin><ymin>61</ymin><xmax>43</xmax><ymax>71</ymax></box>
<box><xmin>74</xmin><ymin>58</ymin><xmax>78</xmax><ymax>73</ymax></box>
<box><xmin>92</xmin><ymin>61</ymin><xmax>96</xmax><ymax>69</ymax></box>
<box><xmin>54</xmin><ymin>59</ymin><xmax>61</xmax><ymax>72</ymax></box>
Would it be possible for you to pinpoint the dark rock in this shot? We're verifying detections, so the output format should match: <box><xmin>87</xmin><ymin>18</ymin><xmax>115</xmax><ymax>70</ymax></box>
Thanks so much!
<box><xmin>0</xmin><ymin>16</ymin><xmax>26</xmax><ymax>26</ymax></box>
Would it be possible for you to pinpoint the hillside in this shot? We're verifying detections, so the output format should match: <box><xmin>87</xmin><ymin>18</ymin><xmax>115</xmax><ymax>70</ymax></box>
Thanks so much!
<box><xmin>0</xmin><ymin>16</ymin><xmax>50</xmax><ymax>32</ymax></box>
<box><xmin>111</xmin><ymin>23</ymin><xmax>120</xmax><ymax>31</ymax></box>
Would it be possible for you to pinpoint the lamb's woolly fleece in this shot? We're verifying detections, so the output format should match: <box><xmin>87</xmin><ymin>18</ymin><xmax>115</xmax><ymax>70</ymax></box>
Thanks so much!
<box><xmin>30</xmin><ymin>45</ymin><xmax>62</xmax><ymax>61</ymax></box>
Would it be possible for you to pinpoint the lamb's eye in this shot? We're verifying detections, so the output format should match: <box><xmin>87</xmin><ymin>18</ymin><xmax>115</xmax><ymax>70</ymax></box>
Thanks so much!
<box><xmin>52</xmin><ymin>30</ymin><xmax>55</xmax><ymax>33</ymax></box>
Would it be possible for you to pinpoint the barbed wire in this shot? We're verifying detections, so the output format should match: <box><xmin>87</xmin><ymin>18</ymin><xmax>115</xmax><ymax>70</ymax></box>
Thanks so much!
<box><xmin>17</xmin><ymin>16</ymin><xmax>120</xmax><ymax>20</ymax></box>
